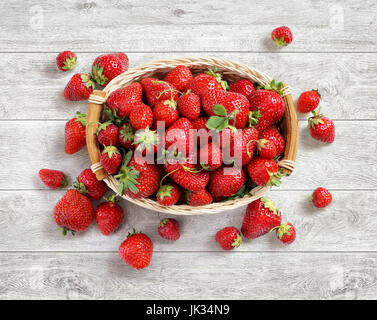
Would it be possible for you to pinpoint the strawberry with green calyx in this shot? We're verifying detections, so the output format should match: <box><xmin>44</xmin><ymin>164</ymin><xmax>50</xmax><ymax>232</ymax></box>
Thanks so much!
<box><xmin>256</xmin><ymin>138</ymin><xmax>277</xmax><ymax>159</ymax></box>
<box><xmin>205</xmin><ymin>66</ymin><xmax>229</xmax><ymax>91</ymax></box>
<box><xmin>64</xmin><ymin>73</ymin><xmax>95</xmax><ymax>101</ymax></box>
<box><xmin>65</xmin><ymin>111</ymin><xmax>87</xmax><ymax>154</ymax></box>
<box><xmin>158</xmin><ymin>218</ymin><xmax>180</xmax><ymax>241</ymax></box>
<box><xmin>96</xmin><ymin>121</ymin><xmax>120</xmax><ymax>147</ymax></box>
<box><xmin>247</xmin><ymin>157</ymin><xmax>286</xmax><ymax>187</ymax></box>
<box><xmin>141</xmin><ymin>78</ymin><xmax>178</xmax><ymax>107</ymax></box>
<box><xmin>56</xmin><ymin>51</ymin><xmax>77</xmax><ymax>72</ymax></box>
<box><xmin>185</xmin><ymin>69</ymin><xmax>225</xmax><ymax>97</ymax></box>
<box><xmin>133</xmin><ymin>127</ymin><xmax>161</xmax><ymax>155</ymax></box>
<box><xmin>119</xmin><ymin>122</ymin><xmax>135</xmax><ymax>149</ymax></box>
<box><xmin>185</xmin><ymin>189</ymin><xmax>213</xmax><ymax>206</ymax></box>
<box><xmin>216</xmin><ymin>227</ymin><xmax>242</xmax><ymax>251</ymax></box>
<box><xmin>153</xmin><ymin>99</ymin><xmax>179</xmax><ymax>128</ymax></box>
<box><xmin>297</xmin><ymin>90</ymin><xmax>321</xmax><ymax>113</ymax></box>
<box><xmin>308</xmin><ymin>109</ymin><xmax>335</xmax><ymax>144</ymax></box>
<box><xmin>271</xmin><ymin>222</ymin><xmax>296</xmax><ymax>245</ymax></box>
<box><xmin>164</xmin><ymin>65</ymin><xmax>193</xmax><ymax>92</ymax></box>
<box><xmin>157</xmin><ymin>183</ymin><xmax>181</xmax><ymax>206</ymax></box>
<box><xmin>92</xmin><ymin>53</ymin><xmax>129</xmax><ymax>86</ymax></box>
<box><xmin>95</xmin><ymin>194</ymin><xmax>125</xmax><ymax>236</ymax></box>
<box><xmin>271</xmin><ymin>26</ymin><xmax>293</xmax><ymax>47</ymax></box>
<box><xmin>177</xmin><ymin>90</ymin><xmax>201</xmax><ymax>121</ymax></box>
<box><xmin>39</xmin><ymin>169</ymin><xmax>68</xmax><ymax>189</ymax></box>
<box><xmin>100</xmin><ymin>144</ymin><xmax>122</xmax><ymax>174</ymax></box>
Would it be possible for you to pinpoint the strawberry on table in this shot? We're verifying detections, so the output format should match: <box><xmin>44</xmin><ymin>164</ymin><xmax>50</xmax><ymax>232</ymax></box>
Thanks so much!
<box><xmin>65</xmin><ymin>111</ymin><xmax>87</xmax><ymax>154</ymax></box>
<box><xmin>308</xmin><ymin>110</ymin><xmax>335</xmax><ymax>144</ymax></box>
<box><xmin>141</xmin><ymin>78</ymin><xmax>179</xmax><ymax>107</ymax></box>
<box><xmin>185</xmin><ymin>189</ymin><xmax>213</xmax><ymax>206</ymax></box>
<box><xmin>247</xmin><ymin>157</ymin><xmax>285</xmax><ymax>186</ymax></box>
<box><xmin>100</xmin><ymin>145</ymin><xmax>122</xmax><ymax>174</ymax></box>
<box><xmin>259</xmin><ymin>125</ymin><xmax>285</xmax><ymax>156</ymax></box>
<box><xmin>97</xmin><ymin>121</ymin><xmax>120</xmax><ymax>147</ymax></box>
<box><xmin>271</xmin><ymin>26</ymin><xmax>293</xmax><ymax>47</ymax></box>
<box><xmin>177</xmin><ymin>91</ymin><xmax>201</xmax><ymax>121</ymax></box>
<box><xmin>92</xmin><ymin>52</ymin><xmax>129</xmax><ymax>86</ymax></box>
<box><xmin>215</xmin><ymin>227</ymin><xmax>242</xmax><ymax>250</ymax></box>
<box><xmin>39</xmin><ymin>169</ymin><xmax>68</xmax><ymax>189</ymax></box>
<box><xmin>129</xmin><ymin>103</ymin><xmax>153</xmax><ymax>130</ymax></box>
<box><xmin>119</xmin><ymin>122</ymin><xmax>135</xmax><ymax>149</ymax></box>
<box><xmin>164</xmin><ymin>65</ymin><xmax>192</xmax><ymax>92</ymax></box>
<box><xmin>75</xmin><ymin>168</ymin><xmax>107</xmax><ymax>201</ymax></box>
<box><xmin>95</xmin><ymin>195</ymin><xmax>125</xmax><ymax>236</ymax></box>
<box><xmin>56</xmin><ymin>50</ymin><xmax>77</xmax><ymax>72</ymax></box>
<box><xmin>158</xmin><ymin>218</ymin><xmax>180</xmax><ymax>241</ymax></box>
<box><xmin>297</xmin><ymin>90</ymin><xmax>320</xmax><ymax>113</ymax></box>
<box><xmin>274</xmin><ymin>222</ymin><xmax>296</xmax><ymax>245</ymax></box>
<box><xmin>312</xmin><ymin>187</ymin><xmax>332</xmax><ymax>208</ymax></box>
<box><xmin>63</xmin><ymin>73</ymin><xmax>95</xmax><ymax>101</ymax></box>
<box><xmin>229</xmin><ymin>79</ymin><xmax>255</xmax><ymax>101</ymax></box>
<box><xmin>157</xmin><ymin>184</ymin><xmax>181</xmax><ymax>206</ymax></box>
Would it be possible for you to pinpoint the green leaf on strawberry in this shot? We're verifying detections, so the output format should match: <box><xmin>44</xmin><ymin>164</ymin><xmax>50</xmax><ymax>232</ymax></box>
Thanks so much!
<box><xmin>114</xmin><ymin>151</ymin><xmax>140</xmax><ymax>195</ymax></box>
<box><xmin>92</xmin><ymin>65</ymin><xmax>108</xmax><ymax>86</ymax></box>
<box><xmin>263</xmin><ymin>79</ymin><xmax>284</xmax><ymax>95</ymax></box>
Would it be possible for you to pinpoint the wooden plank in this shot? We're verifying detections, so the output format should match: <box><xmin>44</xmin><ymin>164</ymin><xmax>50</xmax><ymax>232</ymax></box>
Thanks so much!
<box><xmin>1</xmin><ymin>0</ymin><xmax>376</xmax><ymax>52</ymax></box>
<box><xmin>1</xmin><ymin>52</ymin><xmax>377</xmax><ymax>120</ymax></box>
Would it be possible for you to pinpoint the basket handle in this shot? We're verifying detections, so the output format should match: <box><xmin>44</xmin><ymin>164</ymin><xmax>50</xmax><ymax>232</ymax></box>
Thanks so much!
<box><xmin>86</xmin><ymin>90</ymin><xmax>108</xmax><ymax>181</ymax></box>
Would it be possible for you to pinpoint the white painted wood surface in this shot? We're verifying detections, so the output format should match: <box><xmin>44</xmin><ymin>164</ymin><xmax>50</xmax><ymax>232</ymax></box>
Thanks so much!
<box><xmin>0</xmin><ymin>0</ymin><xmax>376</xmax><ymax>300</ymax></box>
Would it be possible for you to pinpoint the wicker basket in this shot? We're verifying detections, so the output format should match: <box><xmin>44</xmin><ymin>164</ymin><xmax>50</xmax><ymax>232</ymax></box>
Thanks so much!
<box><xmin>86</xmin><ymin>57</ymin><xmax>298</xmax><ymax>215</ymax></box>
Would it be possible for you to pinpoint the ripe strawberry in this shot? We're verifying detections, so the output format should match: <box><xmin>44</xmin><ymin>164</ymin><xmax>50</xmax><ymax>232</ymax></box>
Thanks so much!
<box><xmin>274</xmin><ymin>222</ymin><xmax>296</xmax><ymax>245</ymax></box>
<box><xmin>141</xmin><ymin>78</ymin><xmax>178</xmax><ymax>107</ymax></box>
<box><xmin>256</xmin><ymin>138</ymin><xmax>277</xmax><ymax>159</ymax></box>
<box><xmin>308</xmin><ymin>110</ymin><xmax>335</xmax><ymax>144</ymax></box>
<box><xmin>192</xmin><ymin>116</ymin><xmax>209</xmax><ymax>131</ymax></box>
<box><xmin>153</xmin><ymin>100</ymin><xmax>179</xmax><ymax>127</ymax></box>
<box><xmin>53</xmin><ymin>189</ymin><xmax>94</xmax><ymax>234</ymax></box>
<box><xmin>229</xmin><ymin>79</ymin><xmax>255</xmax><ymax>101</ymax></box>
<box><xmin>192</xmin><ymin>115</ymin><xmax>212</xmax><ymax>145</ymax></box>
<box><xmin>271</xmin><ymin>26</ymin><xmax>293</xmax><ymax>47</ymax></box>
<box><xmin>247</xmin><ymin>157</ymin><xmax>284</xmax><ymax>186</ymax></box>
<box><xmin>164</xmin><ymin>65</ymin><xmax>193</xmax><ymax>91</ymax></box>
<box><xmin>215</xmin><ymin>227</ymin><xmax>242</xmax><ymax>250</ymax></box>
<box><xmin>185</xmin><ymin>189</ymin><xmax>213</xmax><ymax>206</ymax></box>
<box><xmin>106</xmin><ymin>82</ymin><xmax>143</xmax><ymax>118</ymax></box>
<box><xmin>119</xmin><ymin>122</ymin><xmax>135</xmax><ymax>149</ymax></box>
<box><xmin>208</xmin><ymin>166</ymin><xmax>246</xmax><ymax>200</ymax></box>
<box><xmin>199</xmin><ymin>142</ymin><xmax>223</xmax><ymax>170</ymax></box>
<box><xmin>129</xmin><ymin>103</ymin><xmax>153</xmax><ymax>130</ymax></box>
<box><xmin>312</xmin><ymin>187</ymin><xmax>332</xmax><ymax>208</ymax></box>
<box><xmin>119</xmin><ymin>230</ymin><xmax>153</xmax><ymax>270</ymax></box>
<box><xmin>97</xmin><ymin>121</ymin><xmax>119</xmax><ymax>147</ymax></box>
<box><xmin>92</xmin><ymin>52</ymin><xmax>129</xmax><ymax>86</ymax></box>
<box><xmin>95</xmin><ymin>195</ymin><xmax>124</xmax><ymax>236</ymax></box>
<box><xmin>157</xmin><ymin>184</ymin><xmax>181</xmax><ymax>206</ymax></box>
<box><xmin>177</xmin><ymin>91</ymin><xmax>201</xmax><ymax>121</ymax></box>
<box><xmin>39</xmin><ymin>169</ymin><xmax>68</xmax><ymax>189</ymax></box>
<box><xmin>75</xmin><ymin>168</ymin><xmax>107</xmax><ymax>201</ymax></box>
<box><xmin>63</xmin><ymin>73</ymin><xmax>95</xmax><ymax>101</ymax></box>
<box><xmin>185</xmin><ymin>67</ymin><xmax>228</xmax><ymax>97</ymax></box>
<box><xmin>259</xmin><ymin>125</ymin><xmax>285</xmax><ymax>156</ymax></box>
<box><xmin>164</xmin><ymin>117</ymin><xmax>195</xmax><ymax>155</ymax></box>
<box><xmin>56</xmin><ymin>51</ymin><xmax>76</xmax><ymax>72</ymax></box>
<box><xmin>100</xmin><ymin>145</ymin><xmax>122</xmax><ymax>174</ymax></box>
<box><xmin>297</xmin><ymin>90</ymin><xmax>320</xmax><ymax>113</ymax></box>
<box><xmin>65</xmin><ymin>111</ymin><xmax>87</xmax><ymax>154</ymax></box>
<box><xmin>241</xmin><ymin>197</ymin><xmax>282</xmax><ymax>239</ymax></box>
<box><xmin>133</xmin><ymin>127</ymin><xmax>161</xmax><ymax>155</ymax></box>
<box><xmin>158</xmin><ymin>218</ymin><xmax>180</xmax><ymax>241</ymax></box>
<box><xmin>227</xmin><ymin>127</ymin><xmax>258</xmax><ymax>166</ymax></box>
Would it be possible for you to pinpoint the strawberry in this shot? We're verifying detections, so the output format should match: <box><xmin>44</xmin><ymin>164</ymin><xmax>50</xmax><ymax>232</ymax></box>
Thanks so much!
<box><xmin>241</xmin><ymin>197</ymin><xmax>282</xmax><ymax>239</ymax></box>
<box><xmin>53</xmin><ymin>189</ymin><xmax>94</xmax><ymax>234</ymax></box>
<box><xmin>65</xmin><ymin>111</ymin><xmax>87</xmax><ymax>154</ymax></box>
<box><xmin>192</xmin><ymin>116</ymin><xmax>209</xmax><ymax>131</ymax></box>
<box><xmin>259</xmin><ymin>125</ymin><xmax>285</xmax><ymax>156</ymax></box>
<box><xmin>141</xmin><ymin>78</ymin><xmax>178</xmax><ymax>107</ymax></box>
<box><xmin>308</xmin><ymin>110</ymin><xmax>335</xmax><ymax>144</ymax></box>
<box><xmin>157</xmin><ymin>183</ymin><xmax>181</xmax><ymax>206</ymax></box>
<box><xmin>56</xmin><ymin>51</ymin><xmax>76</xmax><ymax>72</ymax></box>
<box><xmin>133</xmin><ymin>127</ymin><xmax>161</xmax><ymax>155</ymax></box>
<box><xmin>119</xmin><ymin>122</ymin><xmax>135</xmax><ymax>149</ymax></box>
<box><xmin>185</xmin><ymin>189</ymin><xmax>213</xmax><ymax>206</ymax></box>
<box><xmin>273</xmin><ymin>222</ymin><xmax>296</xmax><ymax>245</ymax></box>
<box><xmin>75</xmin><ymin>168</ymin><xmax>107</xmax><ymax>201</ymax></box>
<box><xmin>177</xmin><ymin>91</ymin><xmax>201</xmax><ymax>121</ymax></box>
<box><xmin>164</xmin><ymin>65</ymin><xmax>192</xmax><ymax>91</ymax></box>
<box><xmin>39</xmin><ymin>169</ymin><xmax>68</xmax><ymax>189</ymax></box>
<box><xmin>256</xmin><ymin>138</ymin><xmax>277</xmax><ymax>159</ymax></box>
<box><xmin>247</xmin><ymin>157</ymin><xmax>284</xmax><ymax>186</ymax></box>
<box><xmin>97</xmin><ymin>121</ymin><xmax>119</xmax><ymax>147</ymax></box>
<box><xmin>100</xmin><ymin>145</ymin><xmax>122</xmax><ymax>174</ymax></box>
<box><xmin>63</xmin><ymin>73</ymin><xmax>95</xmax><ymax>101</ymax></box>
<box><xmin>119</xmin><ymin>230</ymin><xmax>153</xmax><ymax>270</ymax></box>
<box><xmin>92</xmin><ymin>52</ymin><xmax>129</xmax><ymax>86</ymax></box>
<box><xmin>199</xmin><ymin>142</ymin><xmax>223</xmax><ymax>170</ymax></box>
<box><xmin>229</xmin><ymin>79</ymin><xmax>255</xmax><ymax>101</ymax></box>
<box><xmin>153</xmin><ymin>100</ymin><xmax>179</xmax><ymax>128</ymax></box>
<box><xmin>230</xmin><ymin>127</ymin><xmax>258</xmax><ymax>166</ymax></box>
<box><xmin>185</xmin><ymin>67</ymin><xmax>228</xmax><ymax>97</ymax></box>
<box><xmin>312</xmin><ymin>187</ymin><xmax>332</xmax><ymax>208</ymax></box>
<box><xmin>208</xmin><ymin>166</ymin><xmax>246</xmax><ymax>200</ymax></box>
<box><xmin>95</xmin><ymin>195</ymin><xmax>124</xmax><ymax>236</ymax></box>
<box><xmin>158</xmin><ymin>218</ymin><xmax>180</xmax><ymax>241</ymax></box>
<box><xmin>164</xmin><ymin>117</ymin><xmax>195</xmax><ymax>155</ymax></box>
<box><xmin>271</xmin><ymin>26</ymin><xmax>293</xmax><ymax>47</ymax></box>
<box><xmin>215</xmin><ymin>227</ymin><xmax>242</xmax><ymax>250</ymax></box>
<box><xmin>297</xmin><ymin>90</ymin><xmax>320</xmax><ymax>113</ymax></box>
<box><xmin>192</xmin><ymin>115</ymin><xmax>212</xmax><ymax>145</ymax></box>
<box><xmin>129</xmin><ymin>103</ymin><xmax>153</xmax><ymax>130</ymax></box>
<box><xmin>106</xmin><ymin>82</ymin><xmax>143</xmax><ymax>118</ymax></box>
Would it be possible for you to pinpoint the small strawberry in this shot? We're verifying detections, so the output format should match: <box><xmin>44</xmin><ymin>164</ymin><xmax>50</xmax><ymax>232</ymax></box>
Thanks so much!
<box><xmin>100</xmin><ymin>145</ymin><xmax>122</xmax><ymax>174</ymax></box>
<box><xmin>75</xmin><ymin>168</ymin><xmax>107</xmax><ymax>201</ymax></box>
<box><xmin>297</xmin><ymin>90</ymin><xmax>320</xmax><ymax>113</ymax></box>
<box><xmin>229</xmin><ymin>79</ymin><xmax>255</xmax><ymax>101</ymax></box>
<box><xmin>271</xmin><ymin>26</ymin><xmax>293</xmax><ymax>47</ymax></box>
<box><xmin>177</xmin><ymin>91</ymin><xmax>201</xmax><ymax>121</ymax></box>
<box><xmin>273</xmin><ymin>222</ymin><xmax>296</xmax><ymax>245</ymax></box>
<box><xmin>308</xmin><ymin>110</ymin><xmax>335</xmax><ymax>144</ymax></box>
<box><xmin>247</xmin><ymin>157</ymin><xmax>285</xmax><ymax>186</ymax></box>
<box><xmin>185</xmin><ymin>189</ymin><xmax>213</xmax><ymax>206</ymax></box>
<box><xmin>56</xmin><ymin>51</ymin><xmax>77</xmax><ymax>72</ymax></box>
<box><xmin>65</xmin><ymin>111</ymin><xmax>87</xmax><ymax>154</ymax></box>
<box><xmin>63</xmin><ymin>73</ymin><xmax>95</xmax><ymax>101</ymax></box>
<box><xmin>164</xmin><ymin>65</ymin><xmax>193</xmax><ymax>91</ymax></box>
<box><xmin>256</xmin><ymin>138</ymin><xmax>277</xmax><ymax>159</ymax></box>
<box><xmin>215</xmin><ymin>227</ymin><xmax>242</xmax><ymax>250</ymax></box>
<box><xmin>153</xmin><ymin>100</ymin><xmax>179</xmax><ymax>128</ymax></box>
<box><xmin>199</xmin><ymin>142</ymin><xmax>223</xmax><ymax>170</ymax></box>
<box><xmin>141</xmin><ymin>78</ymin><xmax>179</xmax><ymax>107</ymax></box>
<box><xmin>95</xmin><ymin>195</ymin><xmax>124</xmax><ymax>236</ymax></box>
<box><xmin>241</xmin><ymin>197</ymin><xmax>282</xmax><ymax>239</ymax></box>
<box><xmin>129</xmin><ymin>103</ymin><xmax>154</xmax><ymax>130</ymax></box>
<box><xmin>119</xmin><ymin>122</ymin><xmax>135</xmax><ymax>149</ymax></box>
<box><xmin>133</xmin><ymin>127</ymin><xmax>161</xmax><ymax>155</ymax></box>
<box><xmin>119</xmin><ymin>230</ymin><xmax>153</xmax><ymax>270</ymax></box>
<box><xmin>92</xmin><ymin>52</ymin><xmax>129</xmax><ymax>86</ymax></box>
<box><xmin>259</xmin><ymin>125</ymin><xmax>285</xmax><ymax>156</ymax></box>
<box><xmin>39</xmin><ymin>169</ymin><xmax>68</xmax><ymax>189</ymax></box>
<box><xmin>312</xmin><ymin>187</ymin><xmax>332</xmax><ymax>208</ymax></box>
<box><xmin>185</xmin><ymin>67</ymin><xmax>228</xmax><ymax>97</ymax></box>
<box><xmin>157</xmin><ymin>184</ymin><xmax>181</xmax><ymax>206</ymax></box>
<box><xmin>208</xmin><ymin>166</ymin><xmax>246</xmax><ymax>200</ymax></box>
<box><xmin>53</xmin><ymin>189</ymin><xmax>95</xmax><ymax>234</ymax></box>
<box><xmin>164</xmin><ymin>117</ymin><xmax>195</xmax><ymax>155</ymax></box>
<box><xmin>97</xmin><ymin>121</ymin><xmax>119</xmax><ymax>147</ymax></box>
<box><xmin>158</xmin><ymin>218</ymin><xmax>180</xmax><ymax>241</ymax></box>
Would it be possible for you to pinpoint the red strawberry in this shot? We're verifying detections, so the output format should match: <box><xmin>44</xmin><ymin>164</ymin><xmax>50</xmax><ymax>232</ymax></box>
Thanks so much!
<box><xmin>119</xmin><ymin>230</ymin><xmax>153</xmax><ymax>269</ymax></box>
<box><xmin>308</xmin><ymin>110</ymin><xmax>335</xmax><ymax>144</ymax></box>
<box><xmin>297</xmin><ymin>90</ymin><xmax>320</xmax><ymax>113</ymax></box>
<box><xmin>229</xmin><ymin>79</ymin><xmax>255</xmax><ymax>100</ymax></box>
<box><xmin>92</xmin><ymin>52</ymin><xmax>129</xmax><ymax>86</ymax></box>
<box><xmin>65</xmin><ymin>111</ymin><xmax>87</xmax><ymax>154</ymax></box>
<box><xmin>39</xmin><ymin>169</ymin><xmax>68</xmax><ymax>189</ymax></box>
<box><xmin>199</xmin><ymin>142</ymin><xmax>223</xmax><ymax>170</ymax></box>
<box><xmin>63</xmin><ymin>73</ymin><xmax>95</xmax><ymax>101</ymax></box>
<box><xmin>129</xmin><ymin>103</ymin><xmax>153</xmax><ymax>130</ymax></box>
<box><xmin>185</xmin><ymin>67</ymin><xmax>228</xmax><ymax>96</ymax></box>
<box><xmin>97</xmin><ymin>121</ymin><xmax>119</xmax><ymax>147</ymax></box>
<box><xmin>141</xmin><ymin>78</ymin><xmax>178</xmax><ymax>107</ymax></box>
<box><xmin>185</xmin><ymin>189</ymin><xmax>213</xmax><ymax>206</ymax></box>
<box><xmin>241</xmin><ymin>197</ymin><xmax>282</xmax><ymax>239</ymax></box>
<box><xmin>192</xmin><ymin>116</ymin><xmax>209</xmax><ymax>131</ymax></box>
<box><xmin>259</xmin><ymin>125</ymin><xmax>285</xmax><ymax>156</ymax></box>
<box><xmin>75</xmin><ymin>168</ymin><xmax>107</xmax><ymax>201</ymax></box>
<box><xmin>192</xmin><ymin>116</ymin><xmax>211</xmax><ymax>145</ymax></box>
<box><xmin>119</xmin><ymin>122</ymin><xmax>135</xmax><ymax>149</ymax></box>
<box><xmin>274</xmin><ymin>222</ymin><xmax>296</xmax><ymax>245</ymax></box>
<box><xmin>56</xmin><ymin>51</ymin><xmax>76</xmax><ymax>72</ymax></box>
<box><xmin>215</xmin><ymin>227</ymin><xmax>242</xmax><ymax>250</ymax></box>
<box><xmin>133</xmin><ymin>127</ymin><xmax>161</xmax><ymax>155</ymax></box>
<box><xmin>164</xmin><ymin>117</ymin><xmax>195</xmax><ymax>155</ymax></box>
<box><xmin>247</xmin><ymin>157</ymin><xmax>284</xmax><ymax>186</ymax></box>
<box><xmin>53</xmin><ymin>189</ymin><xmax>94</xmax><ymax>234</ymax></box>
<box><xmin>164</xmin><ymin>65</ymin><xmax>192</xmax><ymax>92</ymax></box>
<box><xmin>256</xmin><ymin>138</ymin><xmax>277</xmax><ymax>159</ymax></box>
<box><xmin>226</xmin><ymin>127</ymin><xmax>258</xmax><ymax>166</ymax></box>
<box><xmin>153</xmin><ymin>100</ymin><xmax>179</xmax><ymax>128</ymax></box>
<box><xmin>271</xmin><ymin>26</ymin><xmax>293</xmax><ymax>47</ymax></box>
<box><xmin>158</xmin><ymin>218</ymin><xmax>180</xmax><ymax>241</ymax></box>
<box><xmin>106</xmin><ymin>82</ymin><xmax>143</xmax><ymax>118</ymax></box>
<box><xmin>100</xmin><ymin>145</ymin><xmax>122</xmax><ymax>174</ymax></box>
<box><xmin>208</xmin><ymin>166</ymin><xmax>246</xmax><ymax>200</ymax></box>
<box><xmin>312</xmin><ymin>187</ymin><xmax>332</xmax><ymax>208</ymax></box>
<box><xmin>177</xmin><ymin>91</ymin><xmax>201</xmax><ymax>121</ymax></box>
<box><xmin>95</xmin><ymin>195</ymin><xmax>124</xmax><ymax>236</ymax></box>
<box><xmin>157</xmin><ymin>184</ymin><xmax>181</xmax><ymax>206</ymax></box>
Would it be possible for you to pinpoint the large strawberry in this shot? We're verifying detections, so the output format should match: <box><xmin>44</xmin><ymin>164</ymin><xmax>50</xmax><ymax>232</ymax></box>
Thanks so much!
<box><xmin>308</xmin><ymin>110</ymin><xmax>335</xmax><ymax>144</ymax></box>
<box><xmin>97</xmin><ymin>121</ymin><xmax>119</xmax><ymax>147</ymax></box>
<box><xmin>92</xmin><ymin>52</ymin><xmax>129</xmax><ymax>86</ymax></box>
<box><xmin>129</xmin><ymin>103</ymin><xmax>154</xmax><ymax>130</ymax></box>
<box><xmin>63</xmin><ymin>73</ymin><xmax>95</xmax><ymax>101</ymax></box>
<box><xmin>177</xmin><ymin>91</ymin><xmax>201</xmax><ymax>121</ymax></box>
<box><xmin>141</xmin><ymin>78</ymin><xmax>178</xmax><ymax>107</ymax></box>
<box><xmin>208</xmin><ymin>166</ymin><xmax>245</xmax><ymax>200</ymax></box>
<box><xmin>241</xmin><ymin>197</ymin><xmax>282</xmax><ymax>239</ymax></box>
<box><xmin>100</xmin><ymin>145</ymin><xmax>122</xmax><ymax>174</ymax></box>
<box><xmin>229</xmin><ymin>79</ymin><xmax>255</xmax><ymax>101</ymax></box>
<box><xmin>164</xmin><ymin>117</ymin><xmax>195</xmax><ymax>155</ymax></box>
<box><xmin>164</xmin><ymin>65</ymin><xmax>192</xmax><ymax>92</ymax></box>
<box><xmin>56</xmin><ymin>51</ymin><xmax>76</xmax><ymax>72</ymax></box>
<box><xmin>185</xmin><ymin>189</ymin><xmax>213</xmax><ymax>206</ymax></box>
<box><xmin>95</xmin><ymin>195</ymin><xmax>125</xmax><ymax>236</ymax></box>
<box><xmin>75</xmin><ymin>168</ymin><xmax>107</xmax><ymax>201</ymax></box>
<box><xmin>39</xmin><ymin>169</ymin><xmax>68</xmax><ymax>189</ymax></box>
<box><xmin>259</xmin><ymin>125</ymin><xmax>285</xmax><ymax>156</ymax></box>
<box><xmin>247</xmin><ymin>157</ymin><xmax>284</xmax><ymax>187</ymax></box>
<box><xmin>185</xmin><ymin>66</ymin><xmax>228</xmax><ymax>96</ymax></box>
<box><xmin>65</xmin><ymin>111</ymin><xmax>87</xmax><ymax>154</ymax></box>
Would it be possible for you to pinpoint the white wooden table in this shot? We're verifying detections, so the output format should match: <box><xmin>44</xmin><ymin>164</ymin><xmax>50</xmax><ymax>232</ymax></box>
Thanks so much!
<box><xmin>1</xmin><ymin>0</ymin><xmax>377</xmax><ymax>300</ymax></box>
